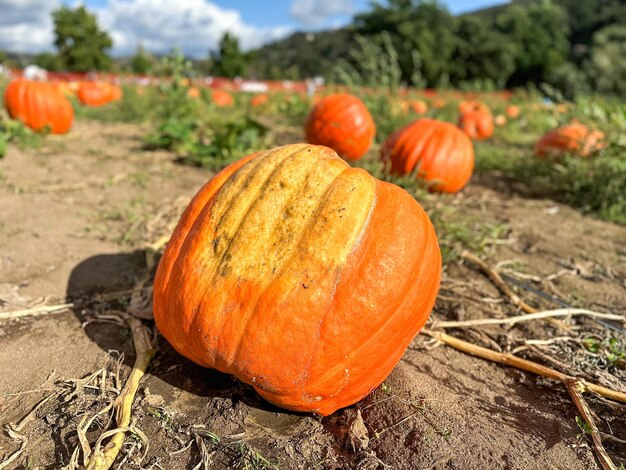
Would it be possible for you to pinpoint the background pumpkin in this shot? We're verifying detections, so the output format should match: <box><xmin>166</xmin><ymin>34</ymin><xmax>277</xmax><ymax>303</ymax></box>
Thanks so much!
<box><xmin>4</xmin><ymin>79</ymin><xmax>74</xmax><ymax>134</ymax></box>
<box><xmin>187</xmin><ymin>87</ymin><xmax>200</xmax><ymax>98</ymax></box>
<box><xmin>153</xmin><ymin>143</ymin><xmax>441</xmax><ymax>416</ymax></box>
<box><xmin>505</xmin><ymin>105</ymin><xmax>520</xmax><ymax>119</ymax></box>
<box><xmin>211</xmin><ymin>89</ymin><xmax>234</xmax><ymax>107</ymax></box>
<box><xmin>381</xmin><ymin>118</ymin><xmax>475</xmax><ymax>193</ymax></box>
<box><xmin>535</xmin><ymin>121</ymin><xmax>605</xmax><ymax>157</ymax></box>
<box><xmin>77</xmin><ymin>81</ymin><xmax>116</xmax><ymax>107</ymax></box>
<box><xmin>411</xmin><ymin>100</ymin><xmax>428</xmax><ymax>115</ymax></box>
<box><xmin>458</xmin><ymin>108</ymin><xmax>494</xmax><ymax>140</ymax></box>
<box><xmin>304</xmin><ymin>93</ymin><xmax>375</xmax><ymax>161</ymax></box>
<box><xmin>250</xmin><ymin>94</ymin><xmax>269</xmax><ymax>107</ymax></box>
<box><xmin>494</xmin><ymin>114</ymin><xmax>507</xmax><ymax>126</ymax></box>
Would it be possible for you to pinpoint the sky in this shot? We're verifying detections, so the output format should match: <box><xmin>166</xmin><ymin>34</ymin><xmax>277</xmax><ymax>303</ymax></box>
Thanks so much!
<box><xmin>0</xmin><ymin>0</ymin><xmax>507</xmax><ymax>57</ymax></box>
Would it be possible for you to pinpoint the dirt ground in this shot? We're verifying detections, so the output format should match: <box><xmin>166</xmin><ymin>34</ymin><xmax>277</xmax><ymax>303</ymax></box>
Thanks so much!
<box><xmin>0</xmin><ymin>121</ymin><xmax>625</xmax><ymax>469</ymax></box>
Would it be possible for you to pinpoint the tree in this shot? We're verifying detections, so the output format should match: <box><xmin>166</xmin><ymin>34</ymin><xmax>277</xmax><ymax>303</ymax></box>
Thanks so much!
<box><xmin>34</xmin><ymin>52</ymin><xmax>63</xmax><ymax>71</ymax></box>
<box><xmin>585</xmin><ymin>25</ymin><xmax>626</xmax><ymax>95</ymax></box>
<box><xmin>354</xmin><ymin>0</ymin><xmax>456</xmax><ymax>86</ymax></box>
<box><xmin>450</xmin><ymin>16</ymin><xmax>516</xmax><ymax>88</ymax></box>
<box><xmin>495</xmin><ymin>2</ymin><xmax>569</xmax><ymax>86</ymax></box>
<box><xmin>211</xmin><ymin>33</ymin><xmax>247</xmax><ymax>78</ymax></box>
<box><xmin>52</xmin><ymin>5</ymin><xmax>113</xmax><ymax>72</ymax></box>
<box><xmin>130</xmin><ymin>44</ymin><xmax>154</xmax><ymax>74</ymax></box>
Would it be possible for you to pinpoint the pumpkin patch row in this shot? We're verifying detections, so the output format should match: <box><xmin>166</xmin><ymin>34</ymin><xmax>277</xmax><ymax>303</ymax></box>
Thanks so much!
<box><xmin>3</xmin><ymin>78</ymin><xmax>123</xmax><ymax>135</ymax></box>
<box><xmin>305</xmin><ymin>93</ymin><xmax>475</xmax><ymax>192</ymax></box>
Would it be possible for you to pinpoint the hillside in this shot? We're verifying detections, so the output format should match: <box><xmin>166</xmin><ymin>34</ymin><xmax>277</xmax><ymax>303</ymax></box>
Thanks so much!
<box><xmin>249</xmin><ymin>0</ymin><xmax>626</xmax><ymax>83</ymax></box>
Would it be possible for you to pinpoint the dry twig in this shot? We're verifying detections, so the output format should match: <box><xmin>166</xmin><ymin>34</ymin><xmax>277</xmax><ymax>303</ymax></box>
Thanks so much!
<box><xmin>434</xmin><ymin>308</ymin><xmax>624</xmax><ymax>329</ymax></box>
<box><xmin>421</xmin><ymin>330</ymin><xmax>626</xmax><ymax>404</ymax></box>
<box><xmin>566</xmin><ymin>381</ymin><xmax>619</xmax><ymax>470</ymax></box>
<box><xmin>461</xmin><ymin>251</ymin><xmax>570</xmax><ymax>331</ymax></box>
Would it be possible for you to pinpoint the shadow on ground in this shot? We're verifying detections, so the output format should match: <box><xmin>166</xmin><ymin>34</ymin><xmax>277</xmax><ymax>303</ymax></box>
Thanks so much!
<box><xmin>65</xmin><ymin>250</ymin><xmax>293</xmax><ymax>413</ymax></box>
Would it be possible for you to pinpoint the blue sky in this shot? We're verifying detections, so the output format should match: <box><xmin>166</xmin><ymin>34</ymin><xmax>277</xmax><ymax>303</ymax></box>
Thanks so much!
<box><xmin>1</xmin><ymin>0</ymin><xmax>507</xmax><ymax>56</ymax></box>
<box><xmin>82</xmin><ymin>0</ymin><xmax>506</xmax><ymax>29</ymax></box>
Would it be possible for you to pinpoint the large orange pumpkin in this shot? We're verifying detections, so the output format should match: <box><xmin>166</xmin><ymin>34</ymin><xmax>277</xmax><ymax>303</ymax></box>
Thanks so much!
<box><xmin>77</xmin><ymin>81</ymin><xmax>116</xmax><ymax>107</ymax></box>
<box><xmin>4</xmin><ymin>79</ymin><xmax>74</xmax><ymax>134</ymax></box>
<box><xmin>211</xmin><ymin>89</ymin><xmax>234</xmax><ymax>107</ymax></box>
<box><xmin>305</xmin><ymin>93</ymin><xmax>375</xmax><ymax>161</ymax></box>
<box><xmin>153</xmin><ymin>143</ymin><xmax>441</xmax><ymax>416</ymax></box>
<box><xmin>535</xmin><ymin>121</ymin><xmax>605</xmax><ymax>158</ymax></box>
<box><xmin>459</xmin><ymin>109</ymin><xmax>494</xmax><ymax>140</ymax></box>
<box><xmin>381</xmin><ymin>118</ymin><xmax>474</xmax><ymax>193</ymax></box>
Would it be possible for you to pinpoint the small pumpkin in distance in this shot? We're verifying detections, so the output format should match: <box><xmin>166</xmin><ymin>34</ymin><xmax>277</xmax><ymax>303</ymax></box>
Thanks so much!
<box><xmin>505</xmin><ymin>105</ymin><xmax>520</xmax><ymax>119</ymax></box>
<box><xmin>77</xmin><ymin>81</ymin><xmax>116</xmax><ymax>107</ymax></box>
<box><xmin>381</xmin><ymin>118</ymin><xmax>475</xmax><ymax>193</ymax></box>
<box><xmin>431</xmin><ymin>98</ymin><xmax>446</xmax><ymax>109</ymax></box>
<box><xmin>459</xmin><ymin>108</ymin><xmax>494</xmax><ymax>140</ymax></box>
<box><xmin>153</xmin><ymin>143</ymin><xmax>441</xmax><ymax>416</ymax></box>
<box><xmin>4</xmin><ymin>79</ymin><xmax>74</xmax><ymax>134</ymax></box>
<box><xmin>410</xmin><ymin>100</ymin><xmax>428</xmax><ymax>115</ymax></box>
<box><xmin>535</xmin><ymin>121</ymin><xmax>605</xmax><ymax>158</ymax></box>
<box><xmin>250</xmin><ymin>94</ymin><xmax>269</xmax><ymax>107</ymax></box>
<box><xmin>211</xmin><ymin>89</ymin><xmax>234</xmax><ymax>107</ymax></box>
<box><xmin>187</xmin><ymin>87</ymin><xmax>200</xmax><ymax>98</ymax></box>
<box><xmin>494</xmin><ymin>114</ymin><xmax>507</xmax><ymax>127</ymax></box>
<box><xmin>458</xmin><ymin>100</ymin><xmax>487</xmax><ymax>115</ymax></box>
<box><xmin>305</xmin><ymin>93</ymin><xmax>376</xmax><ymax>161</ymax></box>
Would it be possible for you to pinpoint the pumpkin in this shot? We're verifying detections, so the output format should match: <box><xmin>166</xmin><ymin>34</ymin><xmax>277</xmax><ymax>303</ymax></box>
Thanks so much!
<box><xmin>305</xmin><ymin>93</ymin><xmax>375</xmax><ymax>161</ymax></box>
<box><xmin>458</xmin><ymin>100</ymin><xmax>487</xmax><ymax>115</ymax></box>
<box><xmin>109</xmin><ymin>84</ymin><xmax>123</xmax><ymax>101</ymax></box>
<box><xmin>251</xmin><ymin>94</ymin><xmax>269</xmax><ymax>107</ymax></box>
<box><xmin>505</xmin><ymin>105</ymin><xmax>520</xmax><ymax>119</ymax></box>
<box><xmin>410</xmin><ymin>100</ymin><xmax>428</xmax><ymax>115</ymax></box>
<box><xmin>381</xmin><ymin>118</ymin><xmax>474</xmax><ymax>193</ymax></box>
<box><xmin>535</xmin><ymin>121</ymin><xmax>605</xmax><ymax>158</ymax></box>
<box><xmin>4</xmin><ymin>79</ymin><xmax>74</xmax><ymax>134</ymax></box>
<box><xmin>459</xmin><ymin>109</ymin><xmax>494</xmax><ymax>140</ymax></box>
<box><xmin>431</xmin><ymin>98</ymin><xmax>446</xmax><ymax>109</ymax></box>
<box><xmin>53</xmin><ymin>81</ymin><xmax>74</xmax><ymax>98</ymax></box>
<box><xmin>153</xmin><ymin>143</ymin><xmax>441</xmax><ymax>416</ymax></box>
<box><xmin>494</xmin><ymin>114</ymin><xmax>507</xmax><ymax>127</ymax></box>
<box><xmin>187</xmin><ymin>87</ymin><xmax>200</xmax><ymax>98</ymax></box>
<box><xmin>77</xmin><ymin>81</ymin><xmax>115</xmax><ymax>107</ymax></box>
<box><xmin>211</xmin><ymin>89</ymin><xmax>234</xmax><ymax>107</ymax></box>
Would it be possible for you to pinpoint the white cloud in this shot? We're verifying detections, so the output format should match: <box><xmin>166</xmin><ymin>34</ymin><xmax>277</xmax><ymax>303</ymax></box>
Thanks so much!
<box><xmin>290</xmin><ymin>0</ymin><xmax>354</xmax><ymax>25</ymax></box>
<box><xmin>0</xmin><ymin>0</ymin><xmax>60</xmax><ymax>53</ymax></box>
<box><xmin>0</xmin><ymin>0</ymin><xmax>292</xmax><ymax>57</ymax></box>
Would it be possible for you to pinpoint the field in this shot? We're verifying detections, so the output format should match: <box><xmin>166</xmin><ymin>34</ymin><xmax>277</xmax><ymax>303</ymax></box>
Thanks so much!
<box><xmin>0</xmin><ymin>82</ymin><xmax>625</xmax><ymax>469</ymax></box>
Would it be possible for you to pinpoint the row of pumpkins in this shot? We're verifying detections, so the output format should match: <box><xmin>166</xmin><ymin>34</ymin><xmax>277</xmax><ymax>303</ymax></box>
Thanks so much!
<box><xmin>3</xmin><ymin>79</ymin><xmax>122</xmax><ymax>134</ymax></box>
<box><xmin>4</xmin><ymin>80</ymin><xmax>605</xmax><ymax>194</ymax></box>
<box><xmin>305</xmin><ymin>93</ymin><xmax>605</xmax><ymax>193</ymax></box>
<box><xmin>1</xmin><ymin>79</ymin><xmax>608</xmax><ymax>416</ymax></box>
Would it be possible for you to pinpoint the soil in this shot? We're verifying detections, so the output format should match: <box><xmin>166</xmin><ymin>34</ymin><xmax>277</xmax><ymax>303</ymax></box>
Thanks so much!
<box><xmin>0</xmin><ymin>121</ymin><xmax>625</xmax><ymax>469</ymax></box>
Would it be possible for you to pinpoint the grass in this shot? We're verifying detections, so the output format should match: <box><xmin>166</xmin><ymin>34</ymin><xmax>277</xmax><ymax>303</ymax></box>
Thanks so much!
<box><xmin>473</xmin><ymin>104</ymin><xmax>626</xmax><ymax>225</ymax></box>
<box><xmin>0</xmin><ymin>115</ymin><xmax>44</xmax><ymax>157</ymax></box>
